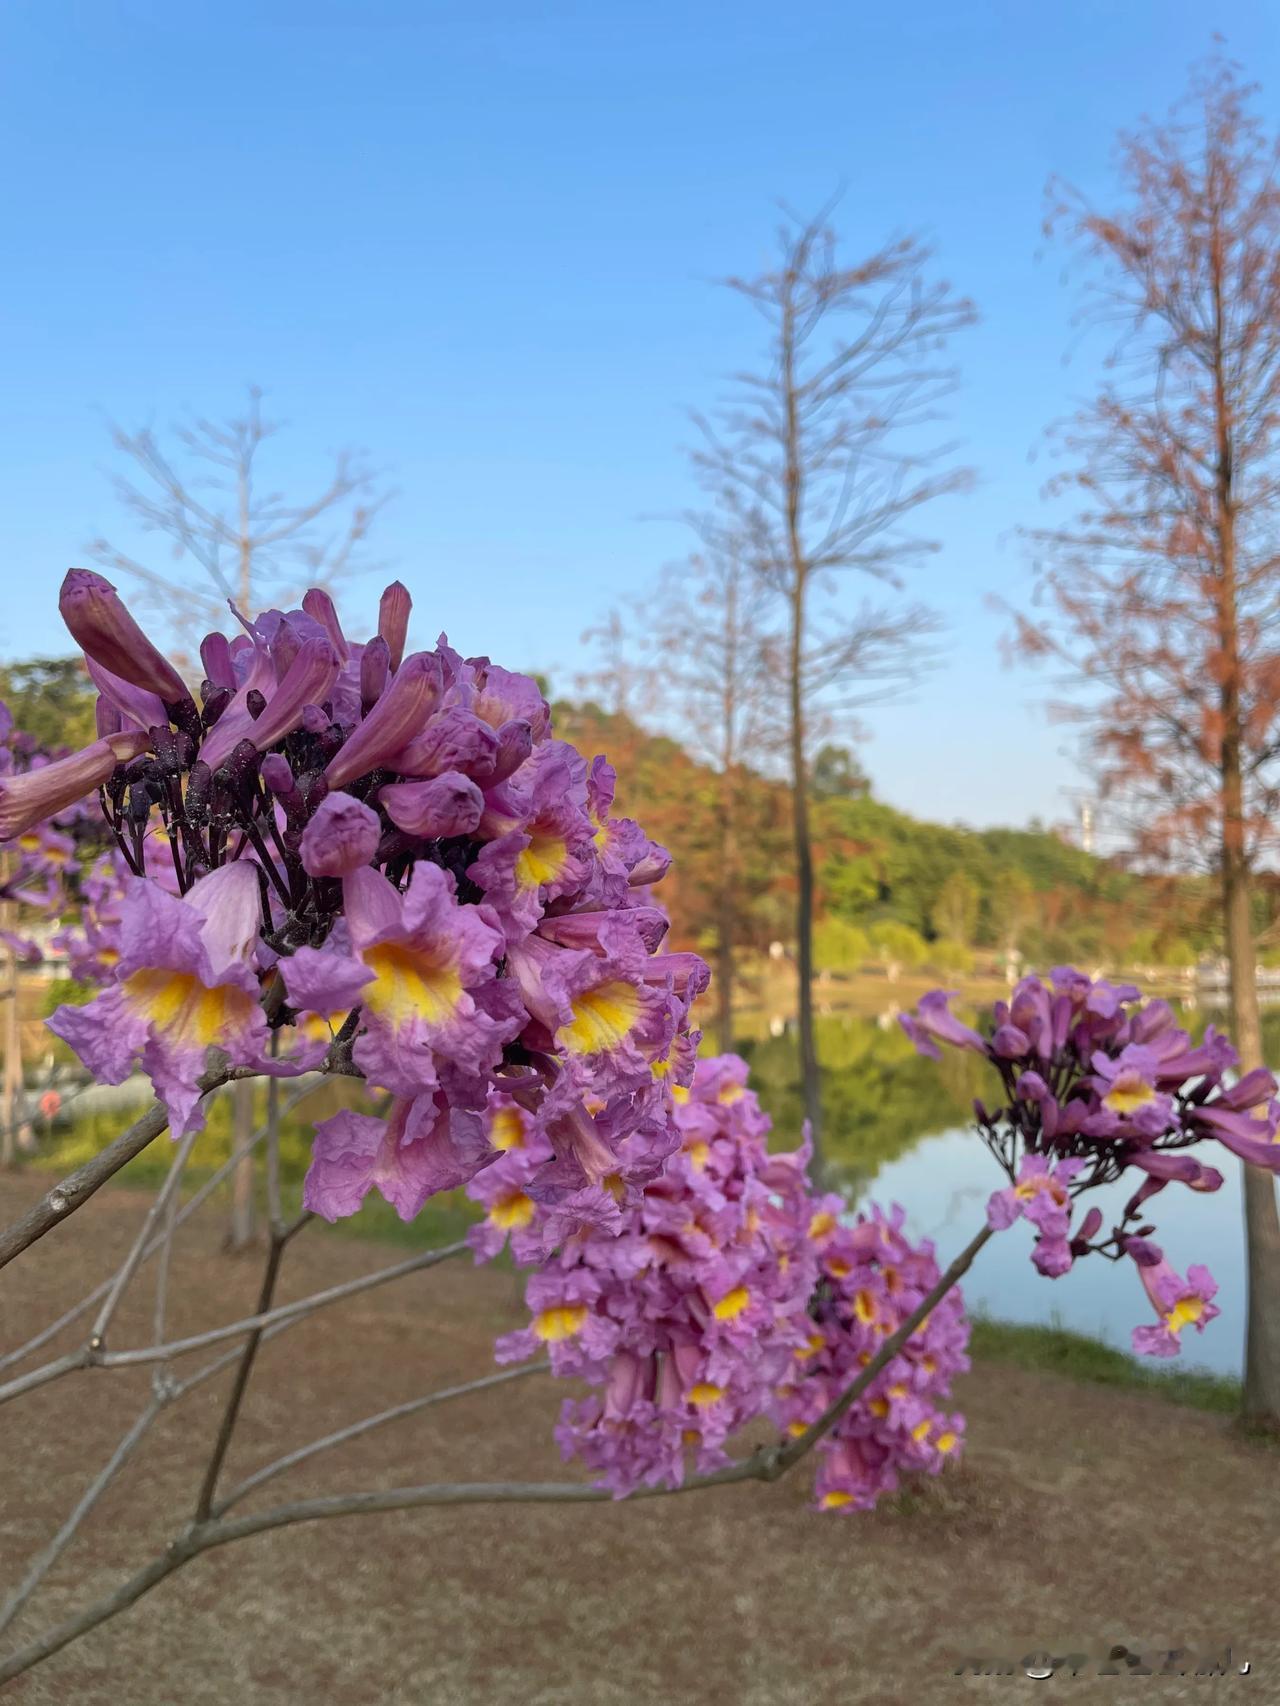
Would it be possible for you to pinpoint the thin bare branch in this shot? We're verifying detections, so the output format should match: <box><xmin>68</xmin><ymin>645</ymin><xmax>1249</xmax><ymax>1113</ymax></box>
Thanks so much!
<box><xmin>90</xmin><ymin>386</ymin><xmax>393</xmax><ymax>653</ymax></box>
<box><xmin>0</xmin><ymin>1064</ymin><xmax>270</xmax><ymax>1271</ymax></box>
<box><xmin>0</xmin><ymin>1395</ymin><xmax>163</xmax><ymax>1640</ymax></box>
<box><xmin>193</xmin><ymin>1227</ymin><xmax>290</xmax><ymax>1521</ymax></box>
<box><xmin>0</xmin><ymin>1350</ymin><xmax>93</xmax><ymax>1408</ymax></box>
<box><xmin>89</xmin><ymin>1124</ymin><xmax>201</xmax><ymax>1349</ymax></box>
<box><xmin>214</xmin><ymin>1362</ymin><xmax>552</xmax><ymax>1516</ymax></box>
<box><xmin>100</xmin><ymin>1239</ymin><xmax>469</xmax><ymax>1369</ymax></box>
<box><xmin>0</xmin><ymin>1222</ymin><xmax>994</xmax><ymax>1686</ymax></box>
<box><xmin>0</xmin><ymin>1081</ymin><xmax>323</xmax><ymax>1375</ymax></box>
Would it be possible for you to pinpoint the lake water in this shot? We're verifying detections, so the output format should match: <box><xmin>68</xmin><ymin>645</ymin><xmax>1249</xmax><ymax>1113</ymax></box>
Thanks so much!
<box><xmin>48</xmin><ymin>996</ymin><xmax>1277</xmax><ymax>1377</ymax></box>
<box><xmin>737</xmin><ymin>1001</ymin><xmax>1280</xmax><ymax>1378</ymax></box>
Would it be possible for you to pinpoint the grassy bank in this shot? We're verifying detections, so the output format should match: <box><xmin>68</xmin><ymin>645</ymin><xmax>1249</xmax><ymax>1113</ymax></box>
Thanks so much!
<box><xmin>969</xmin><ymin>1315</ymin><xmax>1240</xmax><ymax>1414</ymax></box>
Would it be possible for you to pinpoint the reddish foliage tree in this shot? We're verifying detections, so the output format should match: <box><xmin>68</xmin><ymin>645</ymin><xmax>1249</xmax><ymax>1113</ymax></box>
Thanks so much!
<box><xmin>1019</xmin><ymin>55</ymin><xmax>1280</xmax><ymax>1427</ymax></box>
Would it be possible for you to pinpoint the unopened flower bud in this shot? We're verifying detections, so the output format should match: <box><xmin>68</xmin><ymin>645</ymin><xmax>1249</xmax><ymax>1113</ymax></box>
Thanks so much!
<box><xmin>361</xmin><ymin>636</ymin><xmax>390</xmax><ymax>714</ymax></box>
<box><xmin>260</xmin><ymin>753</ymin><xmax>295</xmax><ymax>795</ymax></box>
<box><xmin>299</xmin><ymin>790</ymin><xmax>381</xmax><ymax>877</ymax></box>
<box><xmin>379</xmin><ymin>771</ymin><xmax>484</xmax><ymax>840</ymax></box>
<box><xmin>324</xmin><ymin>651</ymin><xmax>444</xmax><ymax>789</ymax></box>
<box><xmin>1121</xmin><ymin>1234</ymin><xmax>1164</xmax><ymax>1266</ymax></box>
<box><xmin>302</xmin><ymin>588</ymin><xmax>349</xmax><ymax>659</ymax></box>
<box><xmin>377</xmin><ymin>580</ymin><xmax>412</xmax><ymax>672</ymax></box>
<box><xmin>200</xmin><ymin>684</ymin><xmax>233</xmax><ymax>728</ymax></box>
<box><xmin>199</xmin><ymin>630</ymin><xmax>236</xmax><ymax>691</ymax></box>
<box><xmin>0</xmin><ymin>732</ymin><xmax>149</xmax><ymax>839</ymax></box>
<box><xmin>59</xmin><ymin>570</ymin><xmax>189</xmax><ymax>703</ymax></box>
<box><xmin>184</xmin><ymin>760</ymin><xmax>214</xmax><ymax>827</ymax></box>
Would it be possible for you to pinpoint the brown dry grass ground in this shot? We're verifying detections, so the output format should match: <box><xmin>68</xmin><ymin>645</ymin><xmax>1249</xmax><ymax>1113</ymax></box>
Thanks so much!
<box><xmin>1</xmin><ymin>1174</ymin><xmax>1277</xmax><ymax>1706</ymax></box>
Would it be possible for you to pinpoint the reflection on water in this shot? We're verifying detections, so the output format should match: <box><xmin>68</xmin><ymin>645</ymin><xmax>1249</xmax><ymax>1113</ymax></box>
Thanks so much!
<box><xmin>739</xmin><ymin>1007</ymin><xmax>989</xmax><ymax>1194</ymax></box>
<box><xmin>51</xmin><ymin>1000</ymin><xmax>1279</xmax><ymax>1374</ymax></box>
<box><xmin>739</xmin><ymin>1002</ymin><xmax>1280</xmax><ymax>1378</ymax></box>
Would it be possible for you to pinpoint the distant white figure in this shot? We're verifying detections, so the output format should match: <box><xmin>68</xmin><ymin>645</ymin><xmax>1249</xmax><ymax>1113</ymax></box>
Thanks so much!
<box><xmin>1080</xmin><ymin>800</ymin><xmax>1095</xmax><ymax>854</ymax></box>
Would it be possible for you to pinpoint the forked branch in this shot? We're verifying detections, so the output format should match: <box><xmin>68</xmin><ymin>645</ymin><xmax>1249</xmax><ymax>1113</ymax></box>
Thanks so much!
<box><xmin>0</xmin><ymin>1224</ymin><xmax>993</xmax><ymax>1686</ymax></box>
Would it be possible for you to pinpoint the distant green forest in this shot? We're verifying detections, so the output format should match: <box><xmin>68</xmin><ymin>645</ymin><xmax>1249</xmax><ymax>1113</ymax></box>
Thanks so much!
<box><xmin>0</xmin><ymin>656</ymin><xmax>1258</xmax><ymax>972</ymax></box>
<box><xmin>556</xmin><ymin>698</ymin><xmax>1251</xmax><ymax>971</ymax></box>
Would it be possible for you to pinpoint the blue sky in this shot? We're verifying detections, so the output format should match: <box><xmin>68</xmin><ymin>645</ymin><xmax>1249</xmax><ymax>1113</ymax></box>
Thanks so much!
<box><xmin>2</xmin><ymin>0</ymin><xmax>1277</xmax><ymax>827</ymax></box>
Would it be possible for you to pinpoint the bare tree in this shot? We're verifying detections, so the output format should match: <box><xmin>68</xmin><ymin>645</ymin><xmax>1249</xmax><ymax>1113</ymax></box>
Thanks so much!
<box><xmin>695</xmin><ymin>205</ymin><xmax>976</xmax><ymax>1164</ymax></box>
<box><xmin>89</xmin><ymin>386</ymin><xmax>392</xmax><ymax>1249</ymax></box>
<box><xmin>90</xmin><ymin>385</ymin><xmax>390</xmax><ymax>659</ymax></box>
<box><xmin>579</xmin><ymin>508</ymin><xmax>784</xmax><ymax>1049</ymax></box>
<box><xmin>576</xmin><ymin>608</ymin><xmax>659</xmax><ymax>731</ymax></box>
<box><xmin>653</xmin><ymin>511</ymin><xmax>783</xmax><ymax>1050</ymax></box>
<box><xmin>1019</xmin><ymin>55</ymin><xmax>1280</xmax><ymax>1430</ymax></box>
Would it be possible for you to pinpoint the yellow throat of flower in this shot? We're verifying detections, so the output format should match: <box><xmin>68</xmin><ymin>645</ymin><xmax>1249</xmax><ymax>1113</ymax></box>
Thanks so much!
<box><xmin>532</xmin><ymin>1304</ymin><xmax>588</xmax><ymax>1342</ymax></box>
<box><xmin>687</xmin><ymin>1382</ymin><xmax>724</xmax><ymax>1408</ymax></box>
<box><xmin>712</xmin><ymin>1286</ymin><xmax>750</xmax><ymax>1321</ymax></box>
<box><xmin>362</xmin><ymin>942</ymin><xmax>463</xmax><ymax>1026</ymax></box>
<box><xmin>1166</xmin><ymin>1296</ymin><xmax>1205</xmax><ymax>1334</ymax></box>
<box><xmin>558</xmin><ymin>981</ymin><xmax>643</xmax><ymax>1056</ymax></box>
<box><xmin>488</xmin><ymin>1191</ymin><xmax>535</xmax><ymax>1230</ymax></box>
<box><xmin>488</xmin><ymin>1106</ymin><xmax>526</xmax><ymax>1151</ymax></box>
<box><xmin>1103</xmin><ymin>1079</ymin><xmax>1157</xmax><ymax>1115</ymax></box>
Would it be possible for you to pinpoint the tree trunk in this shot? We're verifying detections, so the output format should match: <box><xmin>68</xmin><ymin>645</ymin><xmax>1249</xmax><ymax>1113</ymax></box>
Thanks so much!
<box><xmin>1219</xmin><ymin>511</ymin><xmax>1280</xmax><ymax>1426</ymax></box>
<box><xmin>714</xmin><ymin>927</ymin><xmax>735</xmax><ymax>1056</ymax></box>
<box><xmin>716</xmin><ymin>747</ymin><xmax>747</xmax><ymax>1050</ymax></box>
<box><xmin>225</xmin><ymin>1079</ymin><xmax>257</xmax><ymax>1252</ymax></box>
<box><xmin>1209</xmin><ymin>231</ymin><xmax>1280</xmax><ymax>1428</ymax></box>
<box><xmin>788</xmin><ymin>581</ymin><xmax>822</xmax><ymax>1167</ymax></box>
<box><xmin>781</xmin><ymin>292</ymin><xmax>823</xmax><ymax>1171</ymax></box>
<box><xmin>1</xmin><ymin>943</ymin><xmax>20</xmax><ymax>1170</ymax></box>
<box><xmin>1222</xmin><ymin>806</ymin><xmax>1280</xmax><ymax>1429</ymax></box>
<box><xmin>224</xmin><ymin>499</ymin><xmax>258</xmax><ymax>1250</ymax></box>
<box><xmin>715</xmin><ymin>571</ymin><xmax>740</xmax><ymax>1058</ymax></box>
<box><xmin>715</xmin><ymin>879</ymin><xmax>736</xmax><ymax>1056</ymax></box>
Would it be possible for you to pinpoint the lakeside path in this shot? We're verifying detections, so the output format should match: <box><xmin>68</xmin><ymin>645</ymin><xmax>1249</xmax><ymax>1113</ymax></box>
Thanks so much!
<box><xmin>1</xmin><ymin>1174</ymin><xmax>1277</xmax><ymax>1705</ymax></box>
